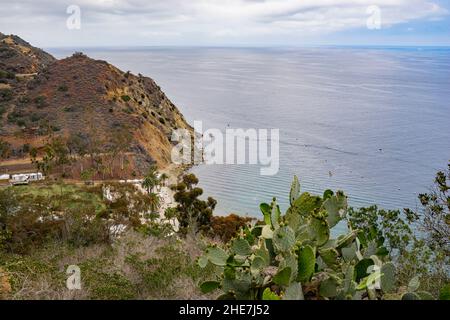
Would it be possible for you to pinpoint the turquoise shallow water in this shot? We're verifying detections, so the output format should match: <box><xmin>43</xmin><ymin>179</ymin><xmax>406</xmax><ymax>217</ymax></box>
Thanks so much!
<box><xmin>51</xmin><ymin>47</ymin><xmax>450</xmax><ymax>227</ymax></box>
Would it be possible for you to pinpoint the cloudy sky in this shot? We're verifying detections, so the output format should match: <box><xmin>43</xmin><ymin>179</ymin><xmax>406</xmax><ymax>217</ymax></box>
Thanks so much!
<box><xmin>0</xmin><ymin>0</ymin><xmax>449</xmax><ymax>47</ymax></box>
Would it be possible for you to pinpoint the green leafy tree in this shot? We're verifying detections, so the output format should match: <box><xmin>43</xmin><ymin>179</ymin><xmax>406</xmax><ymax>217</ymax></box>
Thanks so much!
<box><xmin>0</xmin><ymin>139</ymin><xmax>11</xmax><ymax>159</ymax></box>
<box><xmin>415</xmin><ymin>161</ymin><xmax>449</xmax><ymax>251</ymax></box>
<box><xmin>30</xmin><ymin>136</ymin><xmax>71</xmax><ymax>177</ymax></box>
<box><xmin>80</xmin><ymin>168</ymin><xmax>95</xmax><ymax>184</ymax></box>
<box><xmin>347</xmin><ymin>206</ymin><xmax>415</xmax><ymax>258</ymax></box>
<box><xmin>51</xmin><ymin>137</ymin><xmax>71</xmax><ymax>177</ymax></box>
<box><xmin>345</xmin><ymin>162</ymin><xmax>450</xmax><ymax>298</ymax></box>
<box><xmin>30</xmin><ymin>145</ymin><xmax>54</xmax><ymax>176</ymax></box>
<box><xmin>400</xmin><ymin>161</ymin><xmax>450</xmax><ymax>295</ymax></box>
<box><xmin>107</xmin><ymin>128</ymin><xmax>132</xmax><ymax>177</ymax></box>
<box><xmin>67</xmin><ymin>132</ymin><xmax>89</xmax><ymax>172</ymax></box>
<box><xmin>171</xmin><ymin>173</ymin><xmax>216</xmax><ymax>234</ymax></box>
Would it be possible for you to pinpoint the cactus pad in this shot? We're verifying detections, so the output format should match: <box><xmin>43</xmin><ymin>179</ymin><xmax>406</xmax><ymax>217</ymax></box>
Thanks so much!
<box><xmin>273</xmin><ymin>226</ymin><xmax>296</xmax><ymax>252</ymax></box>
<box><xmin>297</xmin><ymin>245</ymin><xmax>316</xmax><ymax>283</ymax></box>
<box><xmin>232</xmin><ymin>239</ymin><xmax>252</xmax><ymax>256</ymax></box>
<box><xmin>207</xmin><ymin>246</ymin><xmax>229</xmax><ymax>266</ymax></box>
<box><xmin>290</xmin><ymin>175</ymin><xmax>300</xmax><ymax>205</ymax></box>
<box><xmin>380</xmin><ymin>262</ymin><xmax>396</xmax><ymax>293</ymax></box>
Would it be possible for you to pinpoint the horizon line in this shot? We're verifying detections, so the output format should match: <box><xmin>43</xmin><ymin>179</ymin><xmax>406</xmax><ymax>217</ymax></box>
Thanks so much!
<box><xmin>44</xmin><ymin>44</ymin><xmax>450</xmax><ymax>50</ymax></box>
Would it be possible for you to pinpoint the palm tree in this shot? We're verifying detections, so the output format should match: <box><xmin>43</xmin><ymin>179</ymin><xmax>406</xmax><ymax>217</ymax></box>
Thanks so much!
<box><xmin>159</xmin><ymin>173</ymin><xmax>169</xmax><ymax>187</ymax></box>
<box><xmin>148</xmin><ymin>192</ymin><xmax>161</xmax><ymax>218</ymax></box>
<box><xmin>141</xmin><ymin>165</ymin><xmax>159</xmax><ymax>193</ymax></box>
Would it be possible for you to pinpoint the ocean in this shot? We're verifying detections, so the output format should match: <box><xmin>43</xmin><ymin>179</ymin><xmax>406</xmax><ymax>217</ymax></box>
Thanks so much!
<box><xmin>50</xmin><ymin>46</ymin><xmax>450</xmax><ymax>223</ymax></box>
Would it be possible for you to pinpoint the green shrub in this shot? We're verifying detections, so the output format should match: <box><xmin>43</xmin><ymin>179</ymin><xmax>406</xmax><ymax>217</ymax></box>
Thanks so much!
<box><xmin>16</xmin><ymin>119</ymin><xmax>26</xmax><ymax>127</ymax></box>
<box><xmin>22</xmin><ymin>144</ymin><xmax>30</xmax><ymax>154</ymax></box>
<box><xmin>0</xmin><ymin>88</ymin><xmax>13</xmax><ymax>102</ymax></box>
<box><xmin>0</xmin><ymin>70</ymin><xmax>14</xmax><ymax>80</ymax></box>
<box><xmin>34</xmin><ymin>95</ymin><xmax>47</xmax><ymax>108</ymax></box>
<box><xmin>79</xmin><ymin>259</ymin><xmax>137</xmax><ymax>300</ymax></box>
<box><xmin>0</xmin><ymin>252</ymin><xmax>62</xmax><ymax>296</ymax></box>
<box><xmin>125</xmin><ymin>244</ymin><xmax>211</xmax><ymax>298</ymax></box>
<box><xmin>0</xmin><ymin>139</ymin><xmax>11</xmax><ymax>159</ymax></box>
<box><xmin>58</xmin><ymin>84</ymin><xmax>69</xmax><ymax>92</ymax></box>
<box><xmin>121</xmin><ymin>95</ymin><xmax>131</xmax><ymax>102</ymax></box>
<box><xmin>7</xmin><ymin>111</ymin><xmax>19</xmax><ymax>123</ymax></box>
<box><xmin>0</xmin><ymin>185</ymin><xmax>109</xmax><ymax>254</ymax></box>
<box><xmin>18</xmin><ymin>96</ymin><xmax>30</xmax><ymax>104</ymax></box>
<box><xmin>63</xmin><ymin>106</ymin><xmax>75</xmax><ymax>112</ymax></box>
<box><xmin>30</xmin><ymin>113</ymin><xmax>42</xmax><ymax>122</ymax></box>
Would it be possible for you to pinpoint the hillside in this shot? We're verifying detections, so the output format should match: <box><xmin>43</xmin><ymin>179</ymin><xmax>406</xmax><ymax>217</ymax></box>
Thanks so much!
<box><xmin>0</xmin><ymin>32</ymin><xmax>55</xmax><ymax>74</ymax></box>
<box><xmin>0</xmin><ymin>33</ymin><xmax>192</xmax><ymax>177</ymax></box>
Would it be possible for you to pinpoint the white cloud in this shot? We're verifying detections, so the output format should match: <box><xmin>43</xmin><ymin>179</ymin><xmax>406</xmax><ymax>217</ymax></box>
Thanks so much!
<box><xmin>0</xmin><ymin>0</ymin><xmax>448</xmax><ymax>46</ymax></box>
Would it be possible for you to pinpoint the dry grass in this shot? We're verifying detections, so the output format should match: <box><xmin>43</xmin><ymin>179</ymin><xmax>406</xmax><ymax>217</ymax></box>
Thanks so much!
<box><xmin>0</xmin><ymin>231</ymin><xmax>218</xmax><ymax>300</ymax></box>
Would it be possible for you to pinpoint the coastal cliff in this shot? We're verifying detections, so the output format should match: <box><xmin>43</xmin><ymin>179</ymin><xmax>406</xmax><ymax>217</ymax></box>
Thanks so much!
<box><xmin>0</xmin><ymin>32</ymin><xmax>192</xmax><ymax>177</ymax></box>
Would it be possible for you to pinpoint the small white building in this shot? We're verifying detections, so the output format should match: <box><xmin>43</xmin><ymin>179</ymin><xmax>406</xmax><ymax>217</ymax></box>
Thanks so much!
<box><xmin>0</xmin><ymin>174</ymin><xmax>10</xmax><ymax>181</ymax></box>
<box><xmin>10</xmin><ymin>172</ymin><xmax>44</xmax><ymax>185</ymax></box>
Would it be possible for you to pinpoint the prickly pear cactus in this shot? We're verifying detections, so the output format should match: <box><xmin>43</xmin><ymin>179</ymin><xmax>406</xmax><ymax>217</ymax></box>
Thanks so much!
<box><xmin>198</xmin><ymin>176</ymin><xmax>436</xmax><ymax>300</ymax></box>
<box><xmin>273</xmin><ymin>226</ymin><xmax>295</xmax><ymax>253</ymax></box>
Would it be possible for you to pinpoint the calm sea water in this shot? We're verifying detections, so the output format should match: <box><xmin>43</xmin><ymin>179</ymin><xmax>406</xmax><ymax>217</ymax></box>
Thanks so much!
<box><xmin>50</xmin><ymin>47</ymin><xmax>450</xmax><ymax>222</ymax></box>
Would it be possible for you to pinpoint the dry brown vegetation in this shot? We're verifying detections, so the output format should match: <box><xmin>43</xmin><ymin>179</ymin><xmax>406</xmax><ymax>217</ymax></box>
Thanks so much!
<box><xmin>209</xmin><ymin>214</ymin><xmax>255</xmax><ymax>242</ymax></box>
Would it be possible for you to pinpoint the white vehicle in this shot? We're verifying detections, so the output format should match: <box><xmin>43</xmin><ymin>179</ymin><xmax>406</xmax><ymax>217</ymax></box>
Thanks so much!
<box><xmin>10</xmin><ymin>172</ymin><xmax>45</xmax><ymax>185</ymax></box>
<box><xmin>0</xmin><ymin>174</ymin><xmax>10</xmax><ymax>181</ymax></box>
